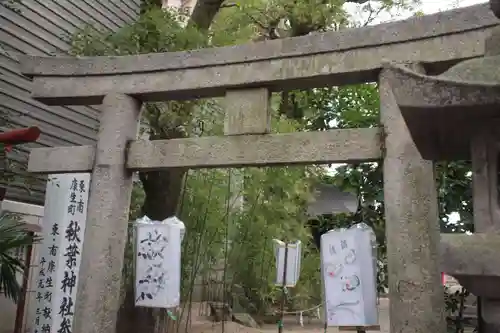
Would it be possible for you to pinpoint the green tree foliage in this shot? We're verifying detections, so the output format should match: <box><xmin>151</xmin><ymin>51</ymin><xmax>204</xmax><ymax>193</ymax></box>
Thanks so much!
<box><xmin>0</xmin><ymin>213</ymin><xmax>40</xmax><ymax>302</ymax></box>
<box><xmin>303</xmin><ymin>84</ymin><xmax>473</xmax><ymax>234</ymax></box>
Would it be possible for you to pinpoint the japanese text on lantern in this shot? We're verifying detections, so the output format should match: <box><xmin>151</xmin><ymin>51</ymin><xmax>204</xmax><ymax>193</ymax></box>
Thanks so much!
<box><xmin>32</xmin><ymin>174</ymin><xmax>90</xmax><ymax>333</ymax></box>
<box><xmin>320</xmin><ymin>224</ymin><xmax>378</xmax><ymax>327</ymax></box>
<box><xmin>134</xmin><ymin>217</ymin><xmax>184</xmax><ymax>309</ymax></box>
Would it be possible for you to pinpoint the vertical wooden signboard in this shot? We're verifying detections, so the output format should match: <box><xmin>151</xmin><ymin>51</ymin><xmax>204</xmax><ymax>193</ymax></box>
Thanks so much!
<box><xmin>33</xmin><ymin>174</ymin><xmax>90</xmax><ymax>333</ymax></box>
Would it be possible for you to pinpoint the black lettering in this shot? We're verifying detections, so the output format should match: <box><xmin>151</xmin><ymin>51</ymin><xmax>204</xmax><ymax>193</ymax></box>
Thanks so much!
<box><xmin>59</xmin><ymin>296</ymin><xmax>74</xmax><ymax>317</ymax></box>
<box><xmin>60</xmin><ymin>271</ymin><xmax>76</xmax><ymax>294</ymax></box>
<box><xmin>41</xmin><ymin>324</ymin><xmax>51</xmax><ymax>333</ymax></box>
<box><xmin>49</xmin><ymin>244</ymin><xmax>58</xmax><ymax>257</ymax></box>
<box><xmin>69</xmin><ymin>192</ymin><xmax>77</xmax><ymax>203</ymax></box>
<box><xmin>48</xmin><ymin>260</ymin><xmax>56</xmax><ymax>273</ymax></box>
<box><xmin>64</xmin><ymin>243</ymin><xmax>79</xmax><ymax>269</ymax></box>
<box><xmin>65</xmin><ymin>221</ymin><xmax>81</xmax><ymax>243</ymax></box>
<box><xmin>57</xmin><ymin>317</ymin><xmax>72</xmax><ymax>333</ymax></box>
<box><xmin>42</xmin><ymin>306</ymin><xmax>52</xmax><ymax>320</ymax></box>
<box><xmin>67</xmin><ymin>204</ymin><xmax>76</xmax><ymax>216</ymax></box>
<box><xmin>70</xmin><ymin>178</ymin><xmax>78</xmax><ymax>192</ymax></box>
<box><xmin>51</xmin><ymin>223</ymin><xmax>60</xmax><ymax>236</ymax></box>
<box><xmin>79</xmin><ymin>180</ymin><xmax>86</xmax><ymax>193</ymax></box>
<box><xmin>44</xmin><ymin>291</ymin><xmax>52</xmax><ymax>302</ymax></box>
<box><xmin>77</xmin><ymin>199</ymin><xmax>85</xmax><ymax>214</ymax></box>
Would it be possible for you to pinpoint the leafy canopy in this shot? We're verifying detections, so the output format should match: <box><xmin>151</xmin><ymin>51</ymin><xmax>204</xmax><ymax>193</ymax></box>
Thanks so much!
<box><xmin>0</xmin><ymin>213</ymin><xmax>40</xmax><ymax>302</ymax></box>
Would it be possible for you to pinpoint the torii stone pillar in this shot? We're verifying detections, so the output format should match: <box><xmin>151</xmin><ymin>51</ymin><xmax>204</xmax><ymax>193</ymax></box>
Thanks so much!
<box><xmin>381</xmin><ymin>1</ymin><xmax>500</xmax><ymax>330</ymax></box>
<box><xmin>380</xmin><ymin>63</ymin><xmax>445</xmax><ymax>333</ymax></box>
<box><xmin>471</xmin><ymin>128</ymin><xmax>500</xmax><ymax>332</ymax></box>
<box><xmin>73</xmin><ymin>93</ymin><xmax>142</xmax><ymax>333</ymax></box>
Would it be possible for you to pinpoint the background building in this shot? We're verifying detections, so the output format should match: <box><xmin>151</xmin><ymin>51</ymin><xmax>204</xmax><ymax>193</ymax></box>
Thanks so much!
<box><xmin>0</xmin><ymin>1</ymin><xmax>140</xmax><ymax>332</ymax></box>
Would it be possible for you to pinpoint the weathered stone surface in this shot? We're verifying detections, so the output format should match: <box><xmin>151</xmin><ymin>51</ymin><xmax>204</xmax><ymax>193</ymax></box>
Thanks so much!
<box><xmin>384</xmin><ymin>4</ymin><xmax>500</xmax><ymax>162</ymax></box>
<box><xmin>127</xmin><ymin>128</ymin><xmax>382</xmax><ymax>170</ymax></box>
<box><xmin>380</xmin><ymin>63</ymin><xmax>446</xmax><ymax>333</ymax></box>
<box><xmin>471</xmin><ymin>130</ymin><xmax>500</xmax><ymax>233</ymax></box>
<box><xmin>27</xmin><ymin>128</ymin><xmax>382</xmax><ymax>173</ymax></box>
<box><xmin>73</xmin><ymin>94</ymin><xmax>142</xmax><ymax>333</ymax></box>
<box><xmin>28</xmin><ymin>145</ymin><xmax>95</xmax><ymax>174</ymax></box>
<box><xmin>387</xmin><ymin>4</ymin><xmax>500</xmax><ymax>331</ymax></box>
<box><xmin>23</xmin><ymin>29</ymin><xmax>489</xmax><ymax>105</ymax></box>
<box><xmin>224</xmin><ymin>88</ymin><xmax>271</xmax><ymax>135</ymax></box>
<box><xmin>19</xmin><ymin>3</ymin><xmax>497</xmax><ymax>77</ymax></box>
<box><xmin>382</xmin><ymin>64</ymin><xmax>500</xmax><ymax>160</ymax></box>
<box><xmin>19</xmin><ymin>3</ymin><xmax>498</xmax><ymax>105</ymax></box>
<box><xmin>440</xmin><ymin>234</ymin><xmax>500</xmax><ymax>279</ymax></box>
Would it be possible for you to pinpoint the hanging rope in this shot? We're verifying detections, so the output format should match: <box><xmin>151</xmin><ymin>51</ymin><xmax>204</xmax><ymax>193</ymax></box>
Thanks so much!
<box><xmin>273</xmin><ymin>303</ymin><xmax>322</xmax><ymax>315</ymax></box>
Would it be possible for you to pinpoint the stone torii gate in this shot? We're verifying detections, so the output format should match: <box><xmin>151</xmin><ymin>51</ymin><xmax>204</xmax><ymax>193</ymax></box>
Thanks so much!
<box><xmin>19</xmin><ymin>3</ymin><xmax>500</xmax><ymax>333</ymax></box>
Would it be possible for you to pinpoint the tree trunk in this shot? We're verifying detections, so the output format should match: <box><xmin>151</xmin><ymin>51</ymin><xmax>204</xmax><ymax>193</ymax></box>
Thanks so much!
<box><xmin>141</xmin><ymin>168</ymin><xmax>187</xmax><ymax>220</ymax></box>
<box><xmin>117</xmin><ymin>126</ymin><xmax>187</xmax><ymax>333</ymax></box>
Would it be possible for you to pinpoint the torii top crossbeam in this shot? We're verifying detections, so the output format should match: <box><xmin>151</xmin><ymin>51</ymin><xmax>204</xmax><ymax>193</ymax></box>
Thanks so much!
<box><xmin>20</xmin><ymin>3</ymin><xmax>498</xmax><ymax>106</ymax></box>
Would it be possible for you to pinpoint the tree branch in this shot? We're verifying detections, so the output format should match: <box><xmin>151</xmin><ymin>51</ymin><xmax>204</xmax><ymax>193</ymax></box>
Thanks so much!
<box><xmin>188</xmin><ymin>0</ymin><xmax>226</xmax><ymax>31</ymax></box>
<box><xmin>187</xmin><ymin>0</ymin><xmax>370</xmax><ymax>35</ymax></box>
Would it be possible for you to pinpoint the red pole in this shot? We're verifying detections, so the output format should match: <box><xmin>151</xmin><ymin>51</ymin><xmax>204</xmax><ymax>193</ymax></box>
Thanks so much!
<box><xmin>1</xmin><ymin>127</ymin><xmax>40</xmax><ymax>333</ymax></box>
<box><xmin>0</xmin><ymin>127</ymin><xmax>41</xmax><ymax>145</ymax></box>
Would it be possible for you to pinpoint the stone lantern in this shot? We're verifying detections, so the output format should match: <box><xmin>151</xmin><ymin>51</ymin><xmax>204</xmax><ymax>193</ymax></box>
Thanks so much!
<box><xmin>384</xmin><ymin>0</ymin><xmax>500</xmax><ymax>331</ymax></box>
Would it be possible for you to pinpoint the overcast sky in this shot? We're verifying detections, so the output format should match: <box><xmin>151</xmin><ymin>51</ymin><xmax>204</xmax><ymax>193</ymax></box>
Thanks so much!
<box><xmin>415</xmin><ymin>0</ymin><xmax>486</xmax><ymax>14</ymax></box>
<box><xmin>345</xmin><ymin>0</ymin><xmax>487</xmax><ymax>24</ymax></box>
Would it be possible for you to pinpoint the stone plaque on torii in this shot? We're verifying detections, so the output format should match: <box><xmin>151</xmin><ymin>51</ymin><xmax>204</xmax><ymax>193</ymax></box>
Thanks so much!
<box><xmin>18</xmin><ymin>3</ymin><xmax>500</xmax><ymax>333</ymax></box>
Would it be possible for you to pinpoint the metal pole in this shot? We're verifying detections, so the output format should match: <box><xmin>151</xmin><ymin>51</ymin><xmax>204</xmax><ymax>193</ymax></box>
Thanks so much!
<box><xmin>278</xmin><ymin>244</ymin><xmax>289</xmax><ymax>333</ymax></box>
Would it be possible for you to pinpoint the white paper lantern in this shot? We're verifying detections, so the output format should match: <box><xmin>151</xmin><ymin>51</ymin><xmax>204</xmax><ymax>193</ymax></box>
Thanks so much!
<box><xmin>134</xmin><ymin>216</ymin><xmax>184</xmax><ymax>308</ymax></box>
<box><xmin>163</xmin><ymin>216</ymin><xmax>185</xmax><ymax>242</ymax></box>
<box><xmin>320</xmin><ymin>223</ymin><xmax>378</xmax><ymax>326</ymax></box>
<box><xmin>274</xmin><ymin>239</ymin><xmax>302</xmax><ymax>287</ymax></box>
